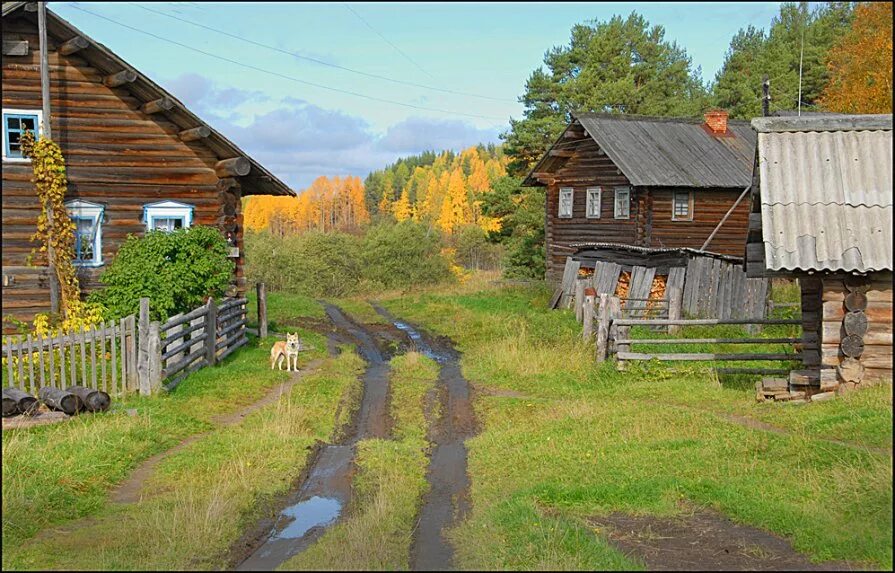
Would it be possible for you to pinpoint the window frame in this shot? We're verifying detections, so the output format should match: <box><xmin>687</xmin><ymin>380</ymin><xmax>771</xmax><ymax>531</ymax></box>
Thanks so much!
<box><xmin>2</xmin><ymin>108</ymin><xmax>43</xmax><ymax>163</ymax></box>
<box><xmin>65</xmin><ymin>200</ymin><xmax>105</xmax><ymax>267</ymax></box>
<box><xmin>143</xmin><ymin>200</ymin><xmax>194</xmax><ymax>232</ymax></box>
<box><xmin>558</xmin><ymin>187</ymin><xmax>573</xmax><ymax>219</ymax></box>
<box><xmin>585</xmin><ymin>187</ymin><xmax>602</xmax><ymax>219</ymax></box>
<box><xmin>613</xmin><ymin>186</ymin><xmax>631</xmax><ymax>220</ymax></box>
<box><xmin>671</xmin><ymin>191</ymin><xmax>694</xmax><ymax>221</ymax></box>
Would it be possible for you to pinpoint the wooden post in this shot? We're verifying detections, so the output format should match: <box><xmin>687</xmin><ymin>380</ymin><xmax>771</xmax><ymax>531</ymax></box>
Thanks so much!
<box><xmin>257</xmin><ymin>282</ymin><xmax>268</xmax><ymax>338</ymax></box>
<box><xmin>37</xmin><ymin>1</ymin><xmax>59</xmax><ymax>314</ymax></box>
<box><xmin>126</xmin><ymin>315</ymin><xmax>137</xmax><ymax>391</ymax></box>
<box><xmin>595</xmin><ymin>293</ymin><xmax>610</xmax><ymax>362</ymax></box>
<box><xmin>667</xmin><ymin>281</ymin><xmax>683</xmax><ymax>335</ymax></box>
<box><xmin>582</xmin><ymin>288</ymin><xmax>596</xmax><ymax>340</ymax></box>
<box><xmin>148</xmin><ymin>322</ymin><xmax>161</xmax><ymax>393</ymax></box>
<box><xmin>190</xmin><ymin>312</ymin><xmax>205</xmax><ymax>360</ymax></box>
<box><xmin>608</xmin><ymin>296</ymin><xmax>626</xmax><ymax>369</ymax></box>
<box><xmin>574</xmin><ymin>279</ymin><xmax>586</xmax><ymax>323</ymax></box>
<box><xmin>205</xmin><ymin>297</ymin><xmax>217</xmax><ymax>367</ymax></box>
<box><xmin>137</xmin><ymin>298</ymin><xmax>150</xmax><ymax>395</ymax></box>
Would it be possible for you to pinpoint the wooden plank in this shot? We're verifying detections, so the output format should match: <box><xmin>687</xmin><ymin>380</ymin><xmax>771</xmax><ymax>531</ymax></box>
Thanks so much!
<box><xmin>597</xmin><ymin>262</ymin><xmax>622</xmax><ymax>297</ymax></box>
<box><xmin>68</xmin><ymin>329</ymin><xmax>76</xmax><ymax>386</ymax></box>
<box><xmin>26</xmin><ymin>335</ymin><xmax>35</xmax><ymax>394</ymax></box>
<box><xmin>148</xmin><ymin>322</ymin><xmax>162</xmax><ymax>393</ymax></box>
<box><xmin>617</xmin><ymin>337</ymin><xmax>802</xmax><ymax>345</ymax></box>
<box><xmin>36</xmin><ymin>333</ymin><xmax>45</xmax><ymax>388</ymax></box>
<box><xmin>100</xmin><ymin>322</ymin><xmax>107</xmax><ymax>393</ymax></box>
<box><xmin>79</xmin><ymin>326</ymin><xmax>87</xmax><ymax>386</ymax></box>
<box><xmin>667</xmin><ymin>267</ymin><xmax>685</xmax><ymax>333</ymax></box>
<box><xmin>119</xmin><ymin>317</ymin><xmax>127</xmax><ymax>391</ymax></box>
<box><xmin>90</xmin><ymin>326</ymin><xmax>97</xmax><ymax>390</ymax></box>
<box><xmin>111</xmin><ymin>321</ymin><xmax>118</xmax><ymax>396</ymax></box>
<box><xmin>5</xmin><ymin>337</ymin><xmax>14</xmax><ymax>387</ymax></box>
<box><xmin>618</xmin><ymin>352</ymin><xmax>800</xmax><ymax>361</ymax></box>
<box><xmin>16</xmin><ymin>336</ymin><xmax>24</xmax><ymax>391</ymax></box>
<box><xmin>58</xmin><ymin>331</ymin><xmax>67</xmax><ymax>388</ymax></box>
<box><xmin>257</xmin><ymin>282</ymin><xmax>268</xmax><ymax>338</ymax></box>
<box><xmin>628</xmin><ymin>266</ymin><xmax>656</xmax><ymax>318</ymax></box>
<box><xmin>614</xmin><ymin>318</ymin><xmax>801</xmax><ymax>326</ymax></box>
<box><xmin>575</xmin><ymin>279</ymin><xmax>586</xmax><ymax>323</ymax></box>
<box><xmin>2</xmin><ymin>40</ymin><xmax>29</xmax><ymax>56</ymax></box>
<box><xmin>47</xmin><ymin>330</ymin><xmax>56</xmax><ymax>388</ymax></box>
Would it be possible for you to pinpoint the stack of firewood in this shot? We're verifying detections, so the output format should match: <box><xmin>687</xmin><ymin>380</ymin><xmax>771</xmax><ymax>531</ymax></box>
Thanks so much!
<box><xmin>2</xmin><ymin>385</ymin><xmax>111</xmax><ymax>418</ymax></box>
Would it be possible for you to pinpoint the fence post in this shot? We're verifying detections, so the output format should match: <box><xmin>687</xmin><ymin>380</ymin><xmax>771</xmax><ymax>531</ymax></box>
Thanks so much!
<box><xmin>582</xmin><ymin>288</ymin><xmax>596</xmax><ymax>340</ymax></box>
<box><xmin>607</xmin><ymin>296</ymin><xmax>626</xmax><ymax>369</ymax></box>
<box><xmin>668</xmin><ymin>282</ymin><xmax>683</xmax><ymax>335</ymax></box>
<box><xmin>205</xmin><ymin>297</ymin><xmax>218</xmax><ymax>367</ymax></box>
<box><xmin>257</xmin><ymin>282</ymin><xmax>268</xmax><ymax>338</ymax></box>
<box><xmin>137</xmin><ymin>297</ymin><xmax>150</xmax><ymax>395</ymax></box>
<box><xmin>595</xmin><ymin>293</ymin><xmax>610</xmax><ymax>362</ymax></box>
<box><xmin>574</xmin><ymin>279</ymin><xmax>586</xmax><ymax>323</ymax></box>
<box><xmin>148</xmin><ymin>321</ymin><xmax>162</xmax><ymax>394</ymax></box>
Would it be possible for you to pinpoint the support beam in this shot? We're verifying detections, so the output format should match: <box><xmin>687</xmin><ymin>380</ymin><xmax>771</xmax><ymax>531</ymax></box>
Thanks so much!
<box><xmin>215</xmin><ymin>157</ymin><xmax>251</xmax><ymax>178</ymax></box>
<box><xmin>141</xmin><ymin>97</ymin><xmax>174</xmax><ymax>115</ymax></box>
<box><xmin>179</xmin><ymin>125</ymin><xmax>211</xmax><ymax>142</ymax></box>
<box><xmin>548</xmin><ymin>149</ymin><xmax>575</xmax><ymax>158</ymax></box>
<box><xmin>103</xmin><ymin>69</ymin><xmax>137</xmax><ymax>87</ymax></box>
<box><xmin>58</xmin><ymin>36</ymin><xmax>89</xmax><ymax>56</ymax></box>
<box><xmin>38</xmin><ymin>1</ymin><xmax>59</xmax><ymax>314</ymax></box>
<box><xmin>702</xmin><ymin>185</ymin><xmax>751</xmax><ymax>251</ymax></box>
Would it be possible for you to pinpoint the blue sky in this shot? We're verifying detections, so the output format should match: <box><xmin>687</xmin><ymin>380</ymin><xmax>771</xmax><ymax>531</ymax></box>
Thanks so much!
<box><xmin>54</xmin><ymin>2</ymin><xmax>781</xmax><ymax>189</ymax></box>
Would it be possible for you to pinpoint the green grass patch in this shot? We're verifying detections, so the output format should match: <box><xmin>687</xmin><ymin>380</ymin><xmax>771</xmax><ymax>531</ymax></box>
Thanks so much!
<box><xmin>327</xmin><ymin>298</ymin><xmax>390</xmax><ymax>325</ymax></box>
<box><xmin>4</xmin><ymin>349</ymin><xmax>364</xmax><ymax>571</ymax></box>
<box><xmin>379</xmin><ymin>285</ymin><xmax>893</xmax><ymax>570</ymax></box>
<box><xmin>246</xmin><ymin>290</ymin><xmax>325</xmax><ymax>331</ymax></box>
<box><xmin>281</xmin><ymin>352</ymin><xmax>437</xmax><ymax>571</ymax></box>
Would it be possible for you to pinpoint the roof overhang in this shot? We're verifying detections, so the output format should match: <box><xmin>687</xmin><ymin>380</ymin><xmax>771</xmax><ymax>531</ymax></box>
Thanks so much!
<box><xmin>3</xmin><ymin>2</ymin><xmax>295</xmax><ymax>196</ymax></box>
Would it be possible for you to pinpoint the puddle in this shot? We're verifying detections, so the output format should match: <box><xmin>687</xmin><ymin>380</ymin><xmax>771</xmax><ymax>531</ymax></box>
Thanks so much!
<box><xmin>235</xmin><ymin>306</ymin><xmax>393</xmax><ymax>570</ymax></box>
<box><xmin>373</xmin><ymin>305</ymin><xmax>478</xmax><ymax>571</ymax></box>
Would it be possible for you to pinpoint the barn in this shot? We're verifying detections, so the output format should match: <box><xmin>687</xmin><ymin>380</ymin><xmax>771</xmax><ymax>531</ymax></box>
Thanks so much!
<box><xmin>748</xmin><ymin>114</ymin><xmax>893</xmax><ymax>396</ymax></box>
<box><xmin>1</xmin><ymin>2</ymin><xmax>294</xmax><ymax>331</ymax></box>
<box><xmin>525</xmin><ymin>110</ymin><xmax>768</xmax><ymax>317</ymax></box>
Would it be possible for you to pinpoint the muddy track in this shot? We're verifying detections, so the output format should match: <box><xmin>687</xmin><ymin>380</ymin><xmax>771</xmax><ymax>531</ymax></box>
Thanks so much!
<box><xmin>372</xmin><ymin>304</ymin><xmax>478</xmax><ymax>572</ymax></box>
<box><xmin>233</xmin><ymin>304</ymin><xmax>401</xmax><ymax>570</ymax></box>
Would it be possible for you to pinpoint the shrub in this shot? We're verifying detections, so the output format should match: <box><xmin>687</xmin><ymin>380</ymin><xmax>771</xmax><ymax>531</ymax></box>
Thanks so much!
<box><xmin>89</xmin><ymin>226</ymin><xmax>233</xmax><ymax>321</ymax></box>
<box><xmin>361</xmin><ymin>221</ymin><xmax>454</xmax><ymax>289</ymax></box>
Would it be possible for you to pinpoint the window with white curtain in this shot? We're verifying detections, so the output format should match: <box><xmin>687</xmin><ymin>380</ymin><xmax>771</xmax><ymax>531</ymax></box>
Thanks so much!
<box><xmin>614</xmin><ymin>187</ymin><xmax>630</xmax><ymax>219</ymax></box>
<box><xmin>558</xmin><ymin>187</ymin><xmax>573</xmax><ymax>218</ymax></box>
<box><xmin>65</xmin><ymin>200</ymin><xmax>104</xmax><ymax>266</ymax></box>
<box><xmin>586</xmin><ymin>187</ymin><xmax>602</xmax><ymax>218</ymax></box>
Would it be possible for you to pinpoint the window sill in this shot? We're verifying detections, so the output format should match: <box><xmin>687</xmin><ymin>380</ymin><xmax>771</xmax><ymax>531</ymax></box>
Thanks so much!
<box><xmin>2</xmin><ymin>157</ymin><xmax>31</xmax><ymax>164</ymax></box>
<box><xmin>671</xmin><ymin>218</ymin><xmax>694</xmax><ymax>222</ymax></box>
<box><xmin>73</xmin><ymin>262</ymin><xmax>104</xmax><ymax>268</ymax></box>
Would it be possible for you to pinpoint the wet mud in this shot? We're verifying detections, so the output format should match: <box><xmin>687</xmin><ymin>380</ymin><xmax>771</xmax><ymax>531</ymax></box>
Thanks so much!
<box><xmin>233</xmin><ymin>305</ymin><xmax>400</xmax><ymax>570</ymax></box>
<box><xmin>373</xmin><ymin>305</ymin><xmax>478</xmax><ymax>572</ymax></box>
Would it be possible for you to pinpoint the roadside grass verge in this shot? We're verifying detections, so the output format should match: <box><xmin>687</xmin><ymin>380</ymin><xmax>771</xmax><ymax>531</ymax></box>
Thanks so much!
<box><xmin>379</xmin><ymin>285</ymin><xmax>893</xmax><ymax>570</ymax></box>
<box><xmin>327</xmin><ymin>298</ymin><xmax>390</xmax><ymax>325</ymax></box>
<box><xmin>281</xmin><ymin>352</ymin><xmax>438</xmax><ymax>570</ymax></box>
<box><xmin>246</xmin><ymin>290</ymin><xmax>325</xmax><ymax>331</ymax></box>
<box><xmin>1</xmin><ymin>330</ymin><xmax>327</xmax><ymax>570</ymax></box>
<box><xmin>4</xmin><ymin>348</ymin><xmax>364</xmax><ymax>571</ymax></box>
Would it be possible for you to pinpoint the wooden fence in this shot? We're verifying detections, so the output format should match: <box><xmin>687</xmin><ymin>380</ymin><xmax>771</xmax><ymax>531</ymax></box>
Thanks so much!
<box><xmin>573</xmin><ymin>291</ymin><xmax>805</xmax><ymax>375</ymax></box>
<box><xmin>2</xmin><ymin>316</ymin><xmax>137</xmax><ymax>396</ymax></box>
<box><xmin>2</xmin><ymin>295</ymin><xmax>250</xmax><ymax>397</ymax></box>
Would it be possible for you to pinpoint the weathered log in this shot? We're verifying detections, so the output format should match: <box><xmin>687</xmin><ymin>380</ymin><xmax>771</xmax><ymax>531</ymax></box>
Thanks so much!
<box><xmin>58</xmin><ymin>36</ymin><xmax>89</xmax><ymax>56</ymax></box>
<box><xmin>141</xmin><ymin>97</ymin><xmax>175</xmax><ymax>115</ymax></box>
<box><xmin>38</xmin><ymin>387</ymin><xmax>82</xmax><ymax>415</ymax></box>
<box><xmin>840</xmin><ymin>335</ymin><xmax>864</xmax><ymax>358</ymax></box>
<box><xmin>844</xmin><ymin>291</ymin><xmax>868</xmax><ymax>312</ymax></box>
<box><xmin>2</xmin><ymin>387</ymin><xmax>39</xmax><ymax>415</ymax></box>
<box><xmin>837</xmin><ymin>357</ymin><xmax>865</xmax><ymax>383</ymax></box>
<box><xmin>2</xmin><ymin>394</ymin><xmax>18</xmax><ymax>417</ymax></box>
<box><xmin>103</xmin><ymin>69</ymin><xmax>137</xmax><ymax>87</ymax></box>
<box><xmin>843</xmin><ymin>310</ymin><xmax>868</xmax><ymax>337</ymax></box>
<box><xmin>215</xmin><ymin>157</ymin><xmax>251</xmax><ymax>177</ymax></box>
<box><xmin>65</xmin><ymin>385</ymin><xmax>111</xmax><ymax>412</ymax></box>
<box><xmin>179</xmin><ymin>125</ymin><xmax>211</xmax><ymax>142</ymax></box>
<box><xmin>844</xmin><ymin>276</ymin><xmax>870</xmax><ymax>292</ymax></box>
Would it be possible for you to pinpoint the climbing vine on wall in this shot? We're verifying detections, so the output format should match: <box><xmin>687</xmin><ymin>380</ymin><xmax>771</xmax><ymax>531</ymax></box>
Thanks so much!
<box><xmin>20</xmin><ymin>129</ymin><xmax>103</xmax><ymax>334</ymax></box>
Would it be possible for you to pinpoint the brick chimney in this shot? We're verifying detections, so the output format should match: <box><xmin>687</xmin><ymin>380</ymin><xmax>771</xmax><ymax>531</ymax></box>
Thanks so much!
<box><xmin>704</xmin><ymin>109</ymin><xmax>729</xmax><ymax>135</ymax></box>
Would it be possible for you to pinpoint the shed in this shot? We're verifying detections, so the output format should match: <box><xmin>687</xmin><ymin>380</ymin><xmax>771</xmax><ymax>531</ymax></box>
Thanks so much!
<box><xmin>748</xmin><ymin>113</ymin><xmax>893</xmax><ymax>392</ymax></box>
<box><xmin>2</xmin><ymin>2</ymin><xmax>294</xmax><ymax>331</ymax></box>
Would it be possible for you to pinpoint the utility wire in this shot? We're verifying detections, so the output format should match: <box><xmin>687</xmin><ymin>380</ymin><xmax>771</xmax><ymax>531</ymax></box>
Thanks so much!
<box><xmin>68</xmin><ymin>5</ymin><xmax>507</xmax><ymax>122</ymax></box>
<box><xmin>342</xmin><ymin>2</ymin><xmax>436</xmax><ymax>82</ymax></box>
<box><xmin>130</xmin><ymin>3</ymin><xmax>514</xmax><ymax>104</ymax></box>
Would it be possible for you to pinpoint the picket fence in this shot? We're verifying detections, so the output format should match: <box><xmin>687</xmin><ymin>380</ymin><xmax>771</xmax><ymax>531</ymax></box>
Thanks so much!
<box><xmin>1</xmin><ymin>296</ymin><xmax>249</xmax><ymax>396</ymax></box>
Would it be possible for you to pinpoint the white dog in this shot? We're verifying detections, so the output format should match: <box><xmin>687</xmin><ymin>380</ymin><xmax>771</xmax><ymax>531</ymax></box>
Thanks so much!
<box><xmin>270</xmin><ymin>332</ymin><xmax>303</xmax><ymax>371</ymax></box>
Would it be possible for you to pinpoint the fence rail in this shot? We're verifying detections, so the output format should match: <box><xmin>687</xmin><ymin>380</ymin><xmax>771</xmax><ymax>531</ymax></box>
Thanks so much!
<box><xmin>2</xmin><ymin>293</ymin><xmax>254</xmax><ymax>397</ymax></box>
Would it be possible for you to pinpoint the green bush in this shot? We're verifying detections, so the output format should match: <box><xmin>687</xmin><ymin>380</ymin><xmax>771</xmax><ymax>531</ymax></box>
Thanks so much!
<box><xmin>361</xmin><ymin>221</ymin><xmax>454</xmax><ymax>289</ymax></box>
<box><xmin>89</xmin><ymin>226</ymin><xmax>234</xmax><ymax>321</ymax></box>
<box><xmin>245</xmin><ymin>221</ymin><xmax>454</xmax><ymax>296</ymax></box>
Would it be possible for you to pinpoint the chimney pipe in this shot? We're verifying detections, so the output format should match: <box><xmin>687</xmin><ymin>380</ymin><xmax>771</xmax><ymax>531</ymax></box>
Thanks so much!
<box><xmin>704</xmin><ymin>109</ymin><xmax>729</xmax><ymax>135</ymax></box>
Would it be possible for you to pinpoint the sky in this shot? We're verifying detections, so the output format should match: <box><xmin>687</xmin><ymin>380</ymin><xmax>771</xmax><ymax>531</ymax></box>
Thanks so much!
<box><xmin>53</xmin><ymin>2</ymin><xmax>782</xmax><ymax>189</ymax></box>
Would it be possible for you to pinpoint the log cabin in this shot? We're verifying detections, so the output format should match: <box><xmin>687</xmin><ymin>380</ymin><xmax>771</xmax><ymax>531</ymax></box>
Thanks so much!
<box><xmin>1</xmin><ymin>2</ymin><xmax>294</xmax><ymax>332</ymax></box>
<box><xmin>524</xmin><ymin>111</ymin><xmax>757</xmax><ymax>286</ymax></box>
<box><xmin>748</xmin><ymin>114</ymin><xmax>893</xmax><ymax>396</ymax></box>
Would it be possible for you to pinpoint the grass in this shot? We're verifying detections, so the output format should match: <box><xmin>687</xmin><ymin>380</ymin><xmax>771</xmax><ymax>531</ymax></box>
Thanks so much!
<box><xmin>378</xmin><ymin>283</ymin><xmax>893</xmax><ymax>570</ymax></box>
<box><xmin>1</xmin><ymin>328</ymin><xmax>335</xmax><ymax>571</ymax></box>
<box><xmin>281</xmin><ymin>352</ymin><xmax>438</xmax><ymax>571</ymax></box>
<box><xmin>327</xmin><ymin>298</ymin><xmax>390</xmax><ymax>325</ymax></box>
<box><xmin>246</xmin><ymin>290</ymin><xmax>325</xmax><ymax>331</ymax></box>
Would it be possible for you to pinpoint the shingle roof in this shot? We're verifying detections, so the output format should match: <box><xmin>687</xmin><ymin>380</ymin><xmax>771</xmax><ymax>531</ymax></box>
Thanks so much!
<box><xmin>524</xmin><ymin>113</ymin><xmax>756</xmax><ymax>188</ymax></box>
<box><xmin>752</xmin><ymin>114</ymin><xmax>893</xmax><ymax>273</ymax></box>
<box><xmin>2</xmin><ymin>2</ymin><xmax>293</xmax><ymax>196</ymax></box>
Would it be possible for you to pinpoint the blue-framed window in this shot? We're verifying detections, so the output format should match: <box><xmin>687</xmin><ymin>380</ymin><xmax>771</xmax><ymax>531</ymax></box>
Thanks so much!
<box><xmin>143</xmin><ymin>201</ymin><xmax>194</xmax><ymax>232</ymax></box>
<box><xmin>66</xmin><ymin>200</ymin><xmax>104</xmax><ymax>266</ymax></box>
<box><xmin>2</xmin><ymin>109</ymin><xmax>42</xmax><ymax>161</ymax></box>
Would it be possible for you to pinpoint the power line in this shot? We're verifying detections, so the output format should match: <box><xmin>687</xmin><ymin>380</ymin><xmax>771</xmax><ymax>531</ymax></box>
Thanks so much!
<box><xmin>342</xmin><ymin>3</ymin><xmax>436</xmax><ymax>82</ymax></box>
<box><xmin>68</xmin><ymin>5</ymin><xmax>507</xmax><ymax>122</ymax></box>
<box><xmin>130</xmin><ymin>3</ymin><xmax>515</xmax><ymax>104</ymax></box>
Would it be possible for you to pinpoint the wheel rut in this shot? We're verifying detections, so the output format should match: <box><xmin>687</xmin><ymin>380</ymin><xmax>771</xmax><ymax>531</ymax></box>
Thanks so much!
<box><xmin>372</xmin><ymin>304</ymin><xmax>478</xmax><ymax>572</ymax></box>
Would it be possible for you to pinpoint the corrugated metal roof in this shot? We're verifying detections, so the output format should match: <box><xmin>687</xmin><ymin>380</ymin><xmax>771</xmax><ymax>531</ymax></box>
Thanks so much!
<box><xmin>576</xmin><ymin>113</ymin><xmax>756</xmax><ymax>188</ymax></box>
<box><xmin>753</xmin><ymin>114</ymin><xmax>893</xmax><ymax>273</ymax></box>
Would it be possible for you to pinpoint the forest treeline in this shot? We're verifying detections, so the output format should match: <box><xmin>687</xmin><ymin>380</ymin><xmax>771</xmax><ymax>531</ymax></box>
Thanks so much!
<box><xmin>245</xmin><ymin>1</ymin><xmax>892</xmax><ymax>285</ymax></box>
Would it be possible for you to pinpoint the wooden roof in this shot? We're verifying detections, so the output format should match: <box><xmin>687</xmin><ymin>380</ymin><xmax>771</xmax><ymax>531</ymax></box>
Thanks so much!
<box><xmin>524</xmin><ymin>113</ymin><xmax>756</xmax><ymax>189</ymax></box>
<box><xmin>2</xmin><ymin>2</ymin><xmax>294</xmax><ymax>196</ymax></box>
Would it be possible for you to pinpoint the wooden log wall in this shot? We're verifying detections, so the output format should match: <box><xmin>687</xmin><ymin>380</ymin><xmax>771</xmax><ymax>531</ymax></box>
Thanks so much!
<box><xmin>819</xmin><ymin>274</ymin><xmax>893</xmax><ymax>386</ymax></box>
<box><xmin>544</xmin><ymin>139</ymin><xmax>751</xmax><ymax>284</ymax></box>
<box><xmin>1</xmin><ymin>12</ymin><xmax>246</xmax><ymax>329</ymax></box>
